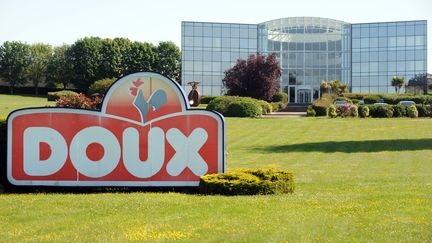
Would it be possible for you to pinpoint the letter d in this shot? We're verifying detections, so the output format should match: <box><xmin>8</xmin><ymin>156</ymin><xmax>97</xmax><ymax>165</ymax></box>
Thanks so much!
<box><xmin>23</xmin><ymin>127</ymin><xmax>68</xmax><ymax>176</ymax></box>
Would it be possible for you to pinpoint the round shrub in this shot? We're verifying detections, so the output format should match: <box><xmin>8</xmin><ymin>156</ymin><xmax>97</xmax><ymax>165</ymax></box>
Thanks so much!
<box><xmin>256</xmin><ymin>100</ymin><xmax>272</xmax><ymax>115</ymax></box>
<box><xmin>408</xmin><ymin>105</ymin><xmax>418</xmax><ymax>118</ymax></box>
<box><xmin>88</xmin><ymin>78</ymin><xmax>116</xmax><ymax>96</ymax></box>
<box><xmin>328</xmin><ymin>105</ymin><xmax>337</xmax><ymax>118</ymax></box>
<box><xmin>47</xmin><ymin>90</ymin><xmax>79</xmax><ymax>101</ymax></box>
<box><xmin>415</xmin><ymin>105</ymin><xmax>430</xmax><ymax>117</ymax></box>
<box><xmin>306</xmin><ymin>105</ymin><xmax>316</xmax><ymax>117</ymax></box>
<box><xmin>200</xmin><ymin>96</ymin><xmax>217</xmax><ymax>104</ymax></box>
<box><xmin>207</xmin><ymin>96</ymin><xmax>237</xmax><ymax>115</ymax></box>
<box><xmin>369</xmin><ymin>105</ymin><xmax>394</xmax><ymax>118</ymax></box>
<box><xmin>358</xmin><ymin>105</ymin><xmax>369</xmax><ymax>118</ymax></box>
<box><xmin>311</xmin><ymin>98</ymin><xmax>331</xmax><ymax>116</ymax></box>
<box><xmin>199</xmin><ymin>169</ymin><xmax>295</xmax><ymax>195</ymax></box>
<box><xmin>392</xmin><ymin>105</ymin><xmax>407</xmax><ymax>117</ymax></box>
<box><xmin>226</xmin><ymin>100</ymin><xmax>262</xmax><ymax>117</ymax></box>
<box><xmin>272</xmin><ymin>92</ymin><xmax>288</xmax><ymax>104</ymax></box>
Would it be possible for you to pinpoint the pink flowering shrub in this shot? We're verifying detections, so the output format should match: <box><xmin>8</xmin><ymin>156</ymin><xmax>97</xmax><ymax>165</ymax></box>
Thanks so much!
<box><xmin>336</xmin><ymin>103</ymin><xmax>358</xmax><ymax>117</ymax></box>
<box><xmin>56</xmin><ymin>93</ymin><xmax>103</xmax><ymax>110</ymax></box>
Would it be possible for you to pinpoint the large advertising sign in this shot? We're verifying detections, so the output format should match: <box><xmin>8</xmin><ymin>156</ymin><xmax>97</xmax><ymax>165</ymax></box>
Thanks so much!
<box><xmin>7</xmin><ymin>72</ymin><xmax>225</xmax><ymax>187</ymax></box>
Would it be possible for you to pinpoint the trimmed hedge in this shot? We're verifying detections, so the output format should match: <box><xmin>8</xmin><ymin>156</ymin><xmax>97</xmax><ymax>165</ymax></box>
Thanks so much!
<box><xmin>306</xmin><ymin>105</ymin><xmax>316</xmax><ymax>117</ymax></box>
<box><xmin>311</xmin><ymin>98</ymin><xmax>330</xmax><ymax>116</ymax></box>
<box><xmin>200</xmin><ymin>96</ymin><xmax>217</xmax><ymax>104</ymax></box>
<box><xmin>367</xmin><ymin>105</ymin><xmax>394</xmax><ymax>118</ymax></box>
<box><xmin>207</xmin><ymin>96</ymin><xmax>266</xmax><ymax>117</ymax></box>
<box><xmin>226</xmin><ymin>100</ymin><xmax>262</xmax><ymax>117</ymax></box>
<box><xmin>47</xmin><ymin>90</ymin><xmax>79</xmax><ymax>101</ymax></box>
<box><xmin>257</xmin><ymin>100</ymin><xmax>272</xmax><ymax>115</ymax></box>
<box><xmin>199</xmin><ymin>169</ymin><xmax>295</xmax><ymax>195</ymax></box>
<box><xmin>343</xmin><ymin>93</ymin><xmax>432</xmax><ymax>105</ymax></box>
<box><xmin>358</xmin><ymin>105</ymin><xmax>369</xmax><ymax>118</ymax></box>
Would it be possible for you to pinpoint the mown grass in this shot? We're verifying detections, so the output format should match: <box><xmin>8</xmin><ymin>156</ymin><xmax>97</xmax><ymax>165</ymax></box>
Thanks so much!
<box><xmin>0</xmin><ymin>97</ymin><xmax>431</xmax><ymax>241</ymax></box>
<box><xmin>0</xmin><ymin>94</ymin><xmax>55</xmax><ymax>118</ymax></box>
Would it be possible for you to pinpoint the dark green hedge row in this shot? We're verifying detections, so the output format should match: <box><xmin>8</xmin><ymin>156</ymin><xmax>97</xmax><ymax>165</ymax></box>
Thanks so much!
<box><xmin>343</xmin><ymin>93</ymin><xmax>432</xmax><ymax>105</ymax></box>
<box><xmin>206</xmin><ymin>96</ymin><xmax>272</xmax><ymax>117</ymax></box>
<box><xmin>361</xmin><ymin>104</ymin><xmax>430</xmax><ymax>118</ymax></box>
<box><xmin>0</xmin><ymin>119</ymin><xmax>6</xmax><ymax>187</ymax></box>
<box><xmin>199</xmin><ymin>169</ymin><xmax>295</xmax><ymax>195</ymax></box>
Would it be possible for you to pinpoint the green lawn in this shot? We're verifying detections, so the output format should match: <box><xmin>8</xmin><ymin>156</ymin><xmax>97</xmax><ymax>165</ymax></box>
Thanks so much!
<box><xmin>0</xmin><ymin>99</ymin><xmax>432</xmax><ymax>241</ymax></box>
<box><xmin>0</xmin><ymin>94</ymin><xmax>55</xmax><ymax>118</ymax></box>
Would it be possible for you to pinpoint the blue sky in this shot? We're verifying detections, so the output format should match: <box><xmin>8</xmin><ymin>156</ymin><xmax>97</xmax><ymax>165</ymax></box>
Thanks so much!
<box><xmin>0</xmin><ymin>0</ymin><xmax>431</xmax><ymax>71</ymax></box>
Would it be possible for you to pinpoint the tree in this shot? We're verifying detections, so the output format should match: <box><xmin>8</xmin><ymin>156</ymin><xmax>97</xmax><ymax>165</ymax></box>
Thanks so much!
<box><xmin>391</xmin><ymin>76</ymin><xmax>405</xmax><ymax>94</ymax></box>
<box><xmin>223</xmin><ymin>53</ymin><xmax>281</xmax><ymax>101</ymax></box>
<box><xmin>154</xmin><ymin>41</ymin><xmax>181</xmax><ymax>82</ymax></box>
<box><xmin>26</xmin><ymin>43</ymin><xmax>52</xmax><ymax>94</ymax></box>
<box><xmin>69</xmin><ymin>37</ymin><xmax>104</xmax><ymax>90</ymax></box>
<box><xmin>124</xmin><ymin>41</ymin><xmax>156</xmax><ymax>75</ymax></box>
<box><xmin>407</xmin><ymin>73</ymin><xmax>427</xmax><ymax>94</ymax></box>
<box><xmin>100</xmin><ymin>38</ymin><xmax>132</xmax><ymax>78</ymax></box>
<box><xmin>46</xmin><ymin>44</ymin><xmax>74</xmax><ymax>89</ymax></box>
<box><xmin>0</xmin><ymin>41</ymin><xmax>31</xmax><ymax>94</ymax></box>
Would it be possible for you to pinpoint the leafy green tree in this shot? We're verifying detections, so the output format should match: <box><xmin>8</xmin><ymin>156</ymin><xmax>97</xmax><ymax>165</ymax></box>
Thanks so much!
<box><xmin>0</xmin><ymin>41</ymin><xmax>31</xmax><ymax>94</ymax></box>
<box><xmin>100</xmin><ymin>38</ymin><xmax>132</xmax><ymax>78</ymax></box>
<box><xmin>391</xmin><ymin>76</ymin><xmax>405</xmax><ymax>94</ymax></box>
<box><xmin>69</xmin><ymin>37</ymin><xmax>104</xmax><ymax>90</ymax></box>
<box><xmin>26</xmin><ymin>43</ymin><xmax>52</xmax><ymax>94</ymax></box>
<box><xmin>154</xmin><ymin>41</ymin><xmax>181</xmax><ymax>82</ymax></box>
<box><xmin>46</xmin><ymin>44</ymin><xmax>74</xmax><ymax>89</ymax></box>
<box><xmin>124</xmin><ymin>41</ymin><xmax>156</xmax><ymax>75</ymax></box>
<box><xmin>408</xmin><ymin>73</ymin><xmax>427</xmax><ymax>94</ymax></box>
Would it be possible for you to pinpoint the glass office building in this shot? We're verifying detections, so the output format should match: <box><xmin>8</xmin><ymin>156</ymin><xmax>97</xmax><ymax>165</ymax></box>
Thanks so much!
<box><xmin>181</xmin><ymin>17</ymin><xmax>427</xmax><ymax>103</ymax></box>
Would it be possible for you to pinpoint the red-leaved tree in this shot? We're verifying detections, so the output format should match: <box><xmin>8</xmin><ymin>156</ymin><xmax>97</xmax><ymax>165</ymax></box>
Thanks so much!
<box><xmin>223</xmin><ymin>53</ymin><xmax>281</xmax><ymax>101</ymax></box>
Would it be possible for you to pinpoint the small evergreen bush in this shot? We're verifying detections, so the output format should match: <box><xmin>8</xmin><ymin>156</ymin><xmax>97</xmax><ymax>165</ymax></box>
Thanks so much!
<box><xmin>368</xmin><ymin>105</ymin><xmax>394</xmax><ymax>118</ymax></box>
<box><xmin>47</xmin><ymin>90</ymin><xmax>79</xmax><ymax>101</ymax></box>
<box><xmin>306</xmin><ymin>105</ymin><xmax>316</xmax><ymax>117</ymax></box>
<box><xmin>328</xmin><ymin>105</ymin><xmax>337</xmax><ymax>118</ymax></box>
<box><xmin>199</xmin><ymin>169</ymin><xmax>295</xmax><ymax>195</ymax></box>
<box><xmin>358</xmin><ymin>105</ymin><xmax>369</xmax><ymax>118</ymax></box>
<box><xmin>414</xmin><ymin>105</ymin><xmax>430</xmax><ymax>117</ymax></box>
<box><xmin>408</xmin><ymin>105</ymin><xmax>418</xmax><ymax>118</ymax></box>
<box><xmin>88</xmin><ymin>78</ymin><xmax>116</xmax><ymax>96</ymax></box>
<box><xmin>392</xmin><ymin>105</ymin><xmax>407</xmax><ymax>117</ymax></box>
<box><xmin>256</xmin><ymin>100</ymin><xmax>272</xmax><ymax>115</ymax></box>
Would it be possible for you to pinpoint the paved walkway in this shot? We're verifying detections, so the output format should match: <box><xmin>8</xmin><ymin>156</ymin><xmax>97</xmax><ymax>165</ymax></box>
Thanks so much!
<box><xmin>263</xmin><ymin>112</ymin><xmax>306</xmax><ymax>118</ymax></box>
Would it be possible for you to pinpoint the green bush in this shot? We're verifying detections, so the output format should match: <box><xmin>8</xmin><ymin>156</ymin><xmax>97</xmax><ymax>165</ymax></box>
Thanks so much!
<box><xmin>414</xmin><ymin>105</ymin><xmax>430</xmax><ymax>117</ymax></box>
<box><xmin>256</xmin><ymin>100</ymin><xmax>272</xmax><ymax>115</ymax></box>
<box><xmin>311</xmin><ymin>98</ymin><xmax>330</xmax><ymax>116</ymax></box>
<box><xmin>200</xmin><ymin>96</ymin><xmax>217</xmax><ymax>104</ymax></box>
<box><xmin>358</xmin><ymin>105</ymin><xmax>369</xmax><ymax>118</ymax></box>
<box><xmin>306</xmin><ymin>105</ymin><xmax>316</xmax><ymax>117</ymax></box>
<box><xmin>47</xmin><ymin>90</ymin><xmax>79</xmax><ymax>101</ymax></box>
<box><xmin>207</xmin><ymin>96</ymin><xmax>237</xmax><ymax>115</ymax></box>
<box><xmin>408</xmin><ymin>105</ymin><xmax>418</xmax><ymax>118</ymax></box>
<box><xmin>88</xmin><ymin>78</ymin><xmax>116</xmax><ymax>96</ymax></box>
<box><xmin>226</xmin><ymin>100</ymin><xmax>262</xmax><ymax>117</ymax></box>
<box><xmin>199</xmin><ymin>169</ymin><xmax>295</xmax><ymax>195</ymax></box>
<box><xmin>368</xmin><ymin>105</ymin><xmax>394</xmax><ymax>118</ymax></box>
<box><xmin>328</xmin><ymin>105</ymin><xmax>337</xmax><ymax>118</ymax></box>
<box><xmin>272</xmin><ymin>92</ymin><xmax>288</xmax><ymax>104</ymax></box>
<box><xmin>392</xmin><ymin>105</ymin><xmax>408</xmax><ymax>117</ymax></box>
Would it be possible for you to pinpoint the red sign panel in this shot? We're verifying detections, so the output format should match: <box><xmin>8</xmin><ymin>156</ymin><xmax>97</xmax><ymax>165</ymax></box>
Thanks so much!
<box><xmin>7</xmin><ymin>72</ymin><xmax>225</xmax><ymax>186</ymax></box>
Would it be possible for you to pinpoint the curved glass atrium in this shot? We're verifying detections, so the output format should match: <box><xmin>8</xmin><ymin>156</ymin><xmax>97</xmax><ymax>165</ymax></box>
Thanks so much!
<box><xmin>258</xmin><ymin>17</ymin><xmax>351</xmax><ymax>103</ymax></box>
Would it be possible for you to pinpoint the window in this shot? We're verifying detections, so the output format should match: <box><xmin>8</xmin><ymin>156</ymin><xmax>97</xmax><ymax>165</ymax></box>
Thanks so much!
<box><xmin>360</xmin><ymin>27</ymin><xmax>369</xmax><ymax>38</ymax></box>
<box><xmin>397</xmin><ymin>36</ymin><xmax>405</xmax><ymax>46</ymax></box>
<box><xmin>184</xmin><ymin>25</ymin><xmax>193</xmax><ymax>36</ymax></box>
<box><xmin>415</xmin><ymin>36</ymin><xmax>425</xmax><ymax>46</ymax></box>
<box><xmin>184</xmin><ymin>37</ymin><xmax>193</xmax><ymax>46</ymax></box>
<box><xmin>352</xmin><ymin>27</ymin><xmax>361</xmax><ymax>38</ymax></box>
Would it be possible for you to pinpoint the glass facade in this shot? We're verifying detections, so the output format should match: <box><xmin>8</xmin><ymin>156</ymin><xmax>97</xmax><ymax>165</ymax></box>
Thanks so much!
<box><xmin>181</xmin><ymin>18</ymin><xmax>428</xmax><ymax>102</ymax></box>
<box><xmin>351</xmin><ymin>21</ymin><xmax>427</xmax><ymax>93</ymax></box>
<box><xmin>181</xmin><ymin>22</ymin><xmax>258</xmax><ymax>96</ymax></box>
<box><xmin>258</xmin><ymin>17</ymin><xmax>351</xmax><ymax>103</ymax></box>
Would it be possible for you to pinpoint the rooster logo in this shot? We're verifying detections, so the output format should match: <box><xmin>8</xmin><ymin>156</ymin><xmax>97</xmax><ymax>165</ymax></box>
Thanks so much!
<box><xmin>129</xmin><ymin>78</ymin><xmax>167</xmax><ymax>123</ymax></box>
